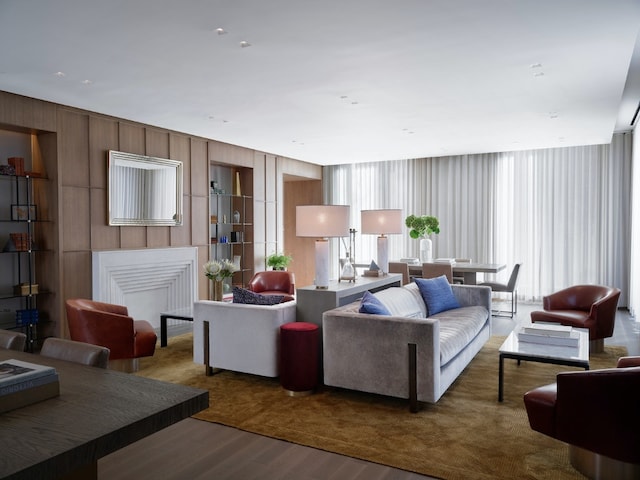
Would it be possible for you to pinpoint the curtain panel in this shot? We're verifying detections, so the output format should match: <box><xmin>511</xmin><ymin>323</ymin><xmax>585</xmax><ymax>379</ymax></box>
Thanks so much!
<box><xmin>324</xmin><ymin>133</ymin><xmax>631</xmax><ymax>304</ymax></box>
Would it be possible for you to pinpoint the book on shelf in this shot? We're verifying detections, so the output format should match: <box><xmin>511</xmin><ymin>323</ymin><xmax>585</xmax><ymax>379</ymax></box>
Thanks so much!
<box><xmin>517</xmin><ymin>326</ymin><xmax>580</xmax><ymax>347</ymax></box>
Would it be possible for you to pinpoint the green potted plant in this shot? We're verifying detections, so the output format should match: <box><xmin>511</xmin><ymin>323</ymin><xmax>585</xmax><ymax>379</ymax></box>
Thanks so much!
<box><xmin>405</xmin><ymin>215</ymin><xmax>440</xmax><ymax>262</ymax></box>
<box><xmin>266</xmin><ymin>252</ymin><xmax>293</xmax><ymax>270</ymax></box>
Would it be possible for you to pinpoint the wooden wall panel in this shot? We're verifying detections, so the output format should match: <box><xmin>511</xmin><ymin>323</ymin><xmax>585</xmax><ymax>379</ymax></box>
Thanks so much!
<box><xmin>0</xmin><ymin>91</ymin><xmax>56</xmax><ymax>132</ymax></box>
<box><xmin>62</xmin><ymin>186</ymin><xmax>90</xmax><ymax>251</ymax></box>
<box><xmin>145</xmin><ymin>128</ymin><xmax>170</xmax><ymax>158</ymax></box>
<box><xmin>118</xmin><ymin>122</ymin><xmax>145</xmax><ymax>154</ymax></box>
<box><xmin>90</xmin><ymin>187</ymin><xmax>120</xmax><ymax>249</ymax></box>
<box><xmin>120</xmin><ymin>226</ymin><xmax>147</xmax><ymax>249</ymax></box>
<box><xmin>191</xmin><ymin>196</ymin><xmax>209</xmax><ymax>246</ymax></box>
<box><xmin>147</xmin><ymin>227</ymin><xmax>171</xmax><ymax>248</ymax></box>
<box><xmin>197</xmin><ymin>245</ymin><xmax>209</xmax><ymax>300</ymax></box>
<box><xmin>285</xmin><ymin>179</ymin><xmax>323</xmax><ymax>288</ymax></box>
<box><xmin>209</xmin><ymin>140</ymin><xmax>254</xmax><ymax>167</ymax></box>
<box><xmin>170</xmin><ymin>134</ymin><xmax>191</xmax><ymax>195</ymax></box>
<box><xmin>191</xmin><ymin>139</ymin><xmax>208</xmax><ymax>197</ymax></box>
<box><xmin>89</xmin><ymin>116</ymin><xmax>118</xmax><ymax>188</ymax></box>
<box><xmin>171</xmin><ymin>195</ymin><xmax>191</xmax><ymax>246</ymax></box>
<box><xmin>59</xmin><ymin>109</ymin><xmax>89</xmax><ymax>187</ymax></box>
<box><xmin>61</xmin><ymin>251</ymin><xmax>92</xmax><ymax>335</ymax></box>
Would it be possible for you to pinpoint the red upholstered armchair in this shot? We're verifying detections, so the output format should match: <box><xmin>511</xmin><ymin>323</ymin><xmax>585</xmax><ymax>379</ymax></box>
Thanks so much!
<box><xmin>530</xmin><ymin>285</ymin><xmax>620</xmax><ymax>352</ymax></box>
<box><xmin>248</xmin><ymin>271</ymin><xmax>295</xmax><ymax>296</ymax></box>
<box><xmin>523</xmin><ymin>357</ymin><xmax>640</xmax><ymax>479</ymax></box>
<box><xmin>65</xmin><ymin>299</ymin><xmax>157</xmax><ymax>371</ymax></box>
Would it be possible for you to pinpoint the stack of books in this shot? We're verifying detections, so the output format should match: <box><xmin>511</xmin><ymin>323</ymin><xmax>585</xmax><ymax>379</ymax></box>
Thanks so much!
<box><xmin>434</xmin><ymin>258</ymin><xmax>456</xmax><ymax>264</ymax></box>
<box><xmin>517</xmin><ymin>324</ymin><xmax>579</xmax><ymax>347</ymax></box>
<box><xmin>0</xmin><ymin>359</ymin><xmax>59</xmax><ymax>413</ymax></box>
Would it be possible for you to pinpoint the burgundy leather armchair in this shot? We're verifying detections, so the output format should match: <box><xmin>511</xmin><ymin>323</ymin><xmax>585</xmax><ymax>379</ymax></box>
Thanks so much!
<box><xmin>530</xmin><ymin>285</ymin><xmax>620</xmax><ymax>352</ymax></box>
<box><xmin>65</xmin><ymin>299</ymin><xmax>157</xmax><ymax>371</ymax></box>
<box><xmin>524</xmin><ymin>357</ymin><xmax>640</xmax><ymax>479</ymax></box>
<box><xmin>248</xmin><ymin>271</ymin><xmax>295</xmax><ymax>296</ymax></box>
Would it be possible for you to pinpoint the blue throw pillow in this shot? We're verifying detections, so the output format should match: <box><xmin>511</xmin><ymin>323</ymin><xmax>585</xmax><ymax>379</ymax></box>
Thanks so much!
<box><xmin>232</xmin><ymin>287</ymin><xmax>284</xmax><ymax>305</ymax></box>
<box><xmin>415</xmin><ymin>276</ymin><xmax>460</xmax><ymax>315</ymax></box>
<box><xmin>358</xmin><ymin>291</ymin><xmax>391</xmax><ymax>315</ymax></box>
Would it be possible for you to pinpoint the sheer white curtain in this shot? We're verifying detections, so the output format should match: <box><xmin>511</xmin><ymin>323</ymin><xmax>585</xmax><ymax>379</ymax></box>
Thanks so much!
<box><xmin>324</xmin><ymin>134</ymin><xmax>631</xmax><ymax>304</ymax></box>
<box><xmin>629</xmin><ymin>126</ymin><xmax>640</xmax><ymax>317</ymax></box>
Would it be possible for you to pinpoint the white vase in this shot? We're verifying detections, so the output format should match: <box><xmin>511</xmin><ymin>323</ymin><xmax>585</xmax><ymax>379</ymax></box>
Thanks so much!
<box><xmin>420</xmin><ymin>237</ymin><xmax>433</xmax><ymax>263</ymax></box>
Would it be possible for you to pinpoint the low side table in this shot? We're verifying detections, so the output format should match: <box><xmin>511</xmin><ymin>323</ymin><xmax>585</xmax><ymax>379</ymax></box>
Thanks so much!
<box><xmin>280</xmin><ymin>322</ymin><xmax>319</xmax><ymax>396</ymax></box>
<box><xmin>160</xmin><ymin>307</ymin><xmax>193</xmax><ymax>347</ymax></box>
<box><xmin>498</xmin><ymin>326</ymin><xmax>589</xmax><ymax>402</ymax></box>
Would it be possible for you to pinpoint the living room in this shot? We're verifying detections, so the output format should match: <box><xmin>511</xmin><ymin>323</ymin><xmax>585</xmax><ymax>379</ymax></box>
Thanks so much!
<box><xmin>1</xmin><ymin>2</ymin><xmax>640</xmax><ymax>479</ymax></box>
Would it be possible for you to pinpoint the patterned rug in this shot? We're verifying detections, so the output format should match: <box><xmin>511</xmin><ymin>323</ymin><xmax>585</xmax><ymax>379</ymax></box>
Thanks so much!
<box><xmin>137</xmin><ymin>334</ymin><xmax>626</xmax><ymax>480</ymax></box>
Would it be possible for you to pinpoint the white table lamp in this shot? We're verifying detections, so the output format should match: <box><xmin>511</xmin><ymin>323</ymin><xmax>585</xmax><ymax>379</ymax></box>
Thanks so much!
<box><xmin>296</xmin><ymin>205</ymin><xmax>351</xmax><ymax>289</ymax></box>
<box><xmin>361</xmin><ymin>209</ymin><xmax>403</xmax><ymax>274</ymax></box>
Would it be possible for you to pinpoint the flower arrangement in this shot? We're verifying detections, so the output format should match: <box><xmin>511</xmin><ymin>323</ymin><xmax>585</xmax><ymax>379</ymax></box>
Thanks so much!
<box><xmin>203</xmin><ymin>259</ymin><xmax>239</xmax><ymax>281</ymax></box>
<box><xmin>405</xmin><ymin>215</ymin><xmax>440</xmax><ymax>238</ymax></box>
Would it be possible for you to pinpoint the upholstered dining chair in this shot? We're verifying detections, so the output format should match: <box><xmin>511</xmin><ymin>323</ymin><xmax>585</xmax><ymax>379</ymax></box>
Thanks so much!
<box><xmin>452</xmin><ymin>258</ymin><xmax>472</xmax><ymax>284</ymax></box>
<box><xmin>523</xmin><ymin>356</ymin><xmax>640</xmax><ymax>479</ymax></box>
<box><xmin>530</xmin><ymin>284</ymin><xmax>620</xmax><ymax>353</ymax></box>
<box><xmin>421</xmin><ymin>263</ymin><xmax>453</xmax><ymax>283</ymax></box>
<box><xmin>247</xmin><ymin>271</ymin><xmax>296</xmax><ymax>296</ymax></box>
<box><xmin>40</xmin><ymin>337</ymin><xmax>110</xmax><ymax>369</ymax></box>
<box><xmin>0</xmin><ymin>329</ymin><xmax>27</xmax><ymax>351</ymax></box>
<box><xmin>65</xmin><ymin>299</ymin><xmax>157</xmax><ymax>372</ymax></box>
<box><xmin>389</xmin><ymin>262</ymin><xmax>411</xmax><ymax>285</ymax></box>
<box><xmin>478</xmin><ymin>263</ymin><xmax>522</xmax><ymax>317</ymax></box>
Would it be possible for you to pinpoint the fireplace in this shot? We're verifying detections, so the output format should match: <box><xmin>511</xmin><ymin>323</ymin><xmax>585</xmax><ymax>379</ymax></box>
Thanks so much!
<box><xmin>92</xmin><ymin>247</ymin><xmax>198</xmax><ymax>329</ymax></box>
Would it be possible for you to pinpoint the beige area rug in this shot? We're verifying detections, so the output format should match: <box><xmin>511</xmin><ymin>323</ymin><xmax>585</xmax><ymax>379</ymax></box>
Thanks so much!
<box><xmin>137</xmin><ymin>334</ymin><xmax>626</xmax><ymax>480</ymax></box>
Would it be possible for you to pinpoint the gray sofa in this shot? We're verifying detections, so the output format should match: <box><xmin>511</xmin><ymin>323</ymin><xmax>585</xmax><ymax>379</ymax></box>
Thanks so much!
<box><xmin>322</xmin><ymin>282</ymin><xmax>491</xmax><ymax>406</ymax></box>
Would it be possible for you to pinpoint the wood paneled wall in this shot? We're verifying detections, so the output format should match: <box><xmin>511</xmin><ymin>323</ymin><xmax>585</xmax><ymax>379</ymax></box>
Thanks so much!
<box><xmin>0</xmin><ymin>90</ymin><xmax>322</xmax><ymax>338</ymax></box>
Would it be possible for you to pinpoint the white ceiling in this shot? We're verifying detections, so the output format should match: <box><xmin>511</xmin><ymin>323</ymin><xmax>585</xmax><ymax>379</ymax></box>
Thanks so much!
<box><xmin>1</xmin><ymin>0</ymin><xmax>639</xmax><ymax>166</ymax></box>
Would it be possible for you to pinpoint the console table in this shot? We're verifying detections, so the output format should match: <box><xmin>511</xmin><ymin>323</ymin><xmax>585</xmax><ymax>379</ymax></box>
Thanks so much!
<box><xmin>296</xmin><ymin>273</ymin><xmax>402</xmax><ymax>328</ymax></box>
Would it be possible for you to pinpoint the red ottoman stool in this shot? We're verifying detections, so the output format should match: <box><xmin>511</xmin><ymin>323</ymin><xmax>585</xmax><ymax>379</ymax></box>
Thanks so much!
<box><xmin>279</xmin><ymin>322</ymin><xmax>319</xmax><ymax>396</ymax></box>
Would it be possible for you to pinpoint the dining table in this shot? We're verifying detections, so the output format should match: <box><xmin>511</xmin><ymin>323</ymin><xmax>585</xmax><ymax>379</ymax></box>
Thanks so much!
<box><xmin>408</xmin><ymin>261</ymin><xmax>506</xmax><ymax>284</ymax></box>
<box><xmin>0</xmin><ymin>349</ymin><xmax>208</xmax><ymax>480</ymax></box>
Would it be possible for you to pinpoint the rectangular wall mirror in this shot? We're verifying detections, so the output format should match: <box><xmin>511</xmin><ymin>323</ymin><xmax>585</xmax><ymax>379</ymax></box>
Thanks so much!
<box><xmin>108</xmin><ymin>150</ymin><xmax>183</xmax><ymax>226</ymax></box>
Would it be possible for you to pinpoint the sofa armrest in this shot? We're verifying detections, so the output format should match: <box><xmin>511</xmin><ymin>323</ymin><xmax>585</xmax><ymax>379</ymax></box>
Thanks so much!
<box><xmin>451</xmin><ymin>284</ymin><xmax>491</xmax><ymax>312</ymax></box>
<box><xmin>323</xmin><ymin>310</ymin><xmax>440</xmax><ymax>403</ymax></box>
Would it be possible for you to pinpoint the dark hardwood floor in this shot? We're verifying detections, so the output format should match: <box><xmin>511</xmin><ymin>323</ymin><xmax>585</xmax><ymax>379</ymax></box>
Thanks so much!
<box><xmin>99</xmin><ymin>302</ymin><xmax>639</xmax><ymax>479</ymax></box>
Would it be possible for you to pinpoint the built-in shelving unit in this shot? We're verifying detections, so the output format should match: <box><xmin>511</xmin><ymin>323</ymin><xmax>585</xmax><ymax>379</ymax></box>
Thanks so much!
<box><xmin>0</xmin><ymin>173</ymin><xmax>48</xmax><ymax>351</ymax></box>
<box><xmin>209</xmin><ymin>166</ymin><xmax>254</xmax><ymax>294</ymax></box>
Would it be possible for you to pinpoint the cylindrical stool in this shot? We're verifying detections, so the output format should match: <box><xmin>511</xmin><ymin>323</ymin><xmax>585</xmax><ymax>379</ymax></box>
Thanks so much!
<box><xmin>279</xmin><ymin>322</ymin><xmax>319</xmax><ymax>396</ymax></box>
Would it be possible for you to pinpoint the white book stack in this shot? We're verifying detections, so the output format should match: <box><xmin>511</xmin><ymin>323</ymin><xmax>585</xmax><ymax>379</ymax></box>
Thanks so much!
<box><xmin>517</xmin><ymin>324</ymin><xmax>579</xmax><ymax>347</ymax></box>
<box><xmin>434</xmin><ymin>258</ymin><xmax>456</xmax><ymax>264</ymax></box>
<box><xmin>0</xmin><ymin>359</ymin><xmax>59</xmax><ymax>413</ymax></box>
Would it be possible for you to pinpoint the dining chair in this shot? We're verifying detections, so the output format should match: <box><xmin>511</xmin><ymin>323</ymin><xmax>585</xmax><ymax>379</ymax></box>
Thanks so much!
<box><xmin>452</xmin><ymin>258</ymin><xmax>472</xmax><ymax>284</ymax></box>
<box><xmin>421</xmin><ymin>263</ymin><xmax>453</xmax><ymax>283</ymax></box>
<box><xmin>478</xmin><ymin>263</ymin><xmax>522</xmax><ymax>317</ymax></box>
<box><xmin>40</xmin><ymin>337</ymin><xmax>110</xmax><ymax>369</ymax></box>
<box><xmin>0</xmin><ymin>329</ymin><xmax>27</xmax><ymax>351</ymax></box>
<box><xmin>389</xmin><ymin>262</ymin><xmax>411</xmax><ymax>285</ymax></box>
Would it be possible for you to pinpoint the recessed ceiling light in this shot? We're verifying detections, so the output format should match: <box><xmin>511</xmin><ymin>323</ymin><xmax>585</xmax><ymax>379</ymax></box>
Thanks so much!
<box><xmin>54</xmin><ymin>71</ymin><xmax>65</xmax><ymax>77</ymax></box>
<box><xmin>240</xmin><ymin>41</ymin><xmax>251</xmax><ymax>48</ymax></box>
<box><xmin>216</xmin><ymin>28</ymin><xmax>227</xmax><ymax>35</ymax></box>
<box><xmin>530</xmin><ymin>63</ymin><xmax>543</xmax><ymax>69</ymax></box>
<box><xmin>533</xmin><ymin>72</ymin><xmax>545</xmax><ymax>77</ymax></box>
<box><xmin>549</xmin><ymin>112</ymin><xmax>559</xmax><ymax>119</ymax></box>
<box><xmin>81</xmin><ymin>79</ymin><xmax>92</xmax><ymax>85</ymax></box>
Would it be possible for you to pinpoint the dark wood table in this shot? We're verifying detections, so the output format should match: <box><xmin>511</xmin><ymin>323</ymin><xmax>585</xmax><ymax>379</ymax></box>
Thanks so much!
<box><xmin>408</xmin><ymin>262</ymin><xmax>506</xmax><ymax>284</ymax></box>
<box><xmin>0</xmin><ymin>350</ymin><xmax>208</xmax><ymax>480</ymax></box>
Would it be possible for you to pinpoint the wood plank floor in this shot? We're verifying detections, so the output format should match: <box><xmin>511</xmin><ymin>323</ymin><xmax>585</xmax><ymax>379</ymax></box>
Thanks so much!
<box><xmin>99</xmin><ymin>304</ymin><xmax>639</xmax><ymax>479</ymax></box>
<box><xmin>98</xmin><ymin>418</ymin><xmax>435</xmax><ymax>480</ymax></box>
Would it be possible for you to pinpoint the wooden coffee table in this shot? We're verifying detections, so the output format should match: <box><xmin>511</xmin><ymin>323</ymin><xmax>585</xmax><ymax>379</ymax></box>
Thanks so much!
<box><xmin>498</xmin><ymin>326</ymin><xmax>589</xmax><ymax>402</ymax></box>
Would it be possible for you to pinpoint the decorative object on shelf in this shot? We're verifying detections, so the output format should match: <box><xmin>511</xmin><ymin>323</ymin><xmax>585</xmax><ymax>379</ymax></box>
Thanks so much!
<box><xmin>234</xmin><ymin>171</ymin><xmax>241</xmax><ymax>196</ymax></box>
<box><xmin>210</xmin><ymin>215</ymin><xmax>217</xmax><ymax>224</ymax></box>
<box><xmin>0</xmin><ymin>164</ymin><xmax>16</xmax><ymax>175</ymax></box>
<box><xmin>8</xmin><ymin>157</ymin><xmax>24</xmax><ymax>176</ymax></box>
<box><xmin>16</xmin><ymin>309</ymin><xmax>39</xmax><ymax>326</ymax></box>
<box><xmin>11</xmin><ymin>205</ymin><xmax>37</xmax><ymax>221</ymax></box>
<box><xmin>405</xmin><ymin>214</ymin><xmax>440</xmax><ymax>263</ymax></box>
<box><xmin>363</xmin><ymin>260</ymin><xmax>383</xmax><ymax>277</ymax></box>
<box><xmin>339</xmin><ymin>258</ymin><xmax>356</xmax><ymax>282</ymax></box>
<box><xmin>233</xmin><ymin>255</ymin><xmax>241</xmax><ymax>270</ymax></box>
<box><xmin>266</xmin><ymin>252</ymin><xmax>293</xmax><ymax>271</ymax></box>
<box><xmin>7</xmin><ymin>233</ymin><xmax>32</xmax><ymax>252</ymax></box>
<box><xmin>233</xmin><ymin>210</ymin><xmax>240</xmax><ymax>223</ymax></box>
<box><xmin>340</xmin><ymin>228</ymin><xmax>358</xmax><ymax>282</ymax></box>
<box><xmin>14</xmin><ymin>283</ymin><xmax>39</xmax><ymax>296</ymax></box>
<box><xmin>204</xmin><ymin>259</ymin><xmax>239</xmax><ymax>301</ymax></box>
<box><xmin>296</xmin><ymin>205</ymin><xmax>350</xmax><ymax>289</ymax></box>
<box><xmin>361</xmin><ymin>209</ymin><xmax>403</xmax><ymax>274</ymax></box>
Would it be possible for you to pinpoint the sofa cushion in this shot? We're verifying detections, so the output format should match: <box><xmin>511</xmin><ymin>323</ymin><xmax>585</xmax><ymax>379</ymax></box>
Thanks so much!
<box><xmin>433</xmin><ymin>306</ymin><xmax>488</xmax><ymax>365</ymax></box>
<box><xmin>415</xmin><ymin>276</ymin><xmax>460</xmax><ymax>315</ymax></box>
<box><xmin>373</xmin><ymin>283</ymin><xmax>426</xmax><ymax>318</ymax></box>
<box><xmin>359</xmin><ymin>291</ymin><xmax>392</xmax><ymax>315</ymax></box>
<box><xmin>232</xmin><ymin>287</ymin><xmax>284</xmax><ymax>305</ymax></box>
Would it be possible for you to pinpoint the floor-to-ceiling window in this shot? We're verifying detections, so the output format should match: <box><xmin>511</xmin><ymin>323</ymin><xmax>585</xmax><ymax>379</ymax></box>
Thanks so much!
<box><xmin>324</xmin><ymin>133</ymin><xmax>632</xmax><ymax>304</ymax></box>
